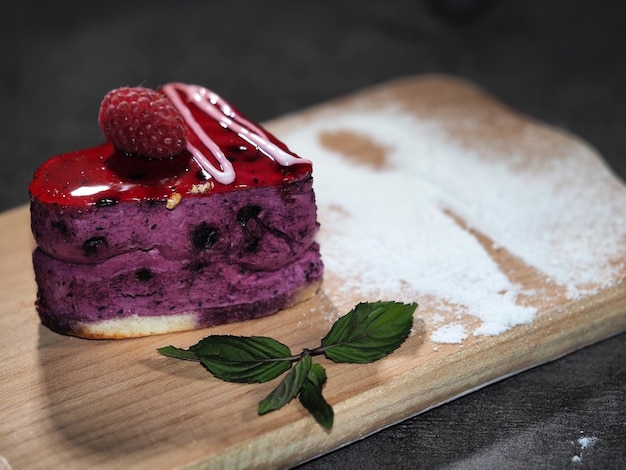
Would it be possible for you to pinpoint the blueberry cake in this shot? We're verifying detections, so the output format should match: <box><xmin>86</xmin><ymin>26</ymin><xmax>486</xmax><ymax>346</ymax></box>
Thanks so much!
<box><xmin>30</xmin><ymin>83</ymin><xmax>323</xmax><ymax>339</ymax></box>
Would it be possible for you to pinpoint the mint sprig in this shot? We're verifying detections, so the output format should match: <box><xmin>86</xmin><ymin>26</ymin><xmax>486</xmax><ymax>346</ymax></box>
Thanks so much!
<box><xmin>259</xmin><ymin>353</ymin><xmax>312</xmax><ymax>415</ymax></box>
<box><xmin>299</xmin><ymin>363</ymin><xmax>333</xmax><ymax>428</ymax></box>
<box><xmin>158</xmin><ymin>300</ymin><xmax>417</xmax><ymax>429</ymax></box>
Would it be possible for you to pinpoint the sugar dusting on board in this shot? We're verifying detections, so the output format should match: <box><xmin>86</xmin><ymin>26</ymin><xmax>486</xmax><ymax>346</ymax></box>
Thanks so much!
<box><xmin>571</xmin><ymin>435</ymin><xmax>599</xmax><ymax>464</ymax></box>
<box><xmin>283</xmin><ymin>102</ymin><xmax>626</xmax><ymax>344</ymax></box>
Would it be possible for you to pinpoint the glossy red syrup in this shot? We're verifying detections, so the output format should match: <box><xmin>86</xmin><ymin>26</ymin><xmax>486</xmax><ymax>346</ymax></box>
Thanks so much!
<box><xmin>29</xmin><ymin>89</ymin><xmax>311</xmax><ymax>207</ymax></box>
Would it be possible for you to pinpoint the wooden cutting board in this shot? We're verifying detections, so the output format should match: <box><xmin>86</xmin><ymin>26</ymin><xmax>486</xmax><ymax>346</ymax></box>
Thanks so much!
<box><xmin>1</xmin><ymin>76</ymin><xmax>625</xmax><ymax>469</ymax></box>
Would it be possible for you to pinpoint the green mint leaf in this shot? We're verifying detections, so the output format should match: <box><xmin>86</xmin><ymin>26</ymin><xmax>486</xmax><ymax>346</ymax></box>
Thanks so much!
<box><xmin>190</xmin><ymin>335</ymin><xmax>293</xmax><ymax>383</ymax></box>
<box><xmin>320</xmin><ymin>301</ymin><xmax>417</xmax><ymax>364</ymax></box>
<box><xmin>157</xmin><ymin>299</ymin><xmax>418</xmax><ymax>429</ymax></box>
<box><xmin>157</xmin><ymin>346</ymin><xmax>200</xmax><ymax>361</ymax></box>
<box><xmin>258</xmin><ymin>354</ymin><xmax>312</xmax><ymax>415</ymax></box>
<box><xmin>189</xmin><ymin>335</ymin><xmax>292</xmax><ymax>359</ymax></box>
<box><xmin>299</xmin><ymin>363</ymin><xmax>333</xmax><ymax>429</ymax></box>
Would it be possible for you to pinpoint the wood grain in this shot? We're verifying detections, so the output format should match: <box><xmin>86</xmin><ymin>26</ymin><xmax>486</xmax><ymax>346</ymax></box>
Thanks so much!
<box><xmin>1</xmin><ymin>76</ymin><xmax>625</xmax><ymax>469</ymax></box>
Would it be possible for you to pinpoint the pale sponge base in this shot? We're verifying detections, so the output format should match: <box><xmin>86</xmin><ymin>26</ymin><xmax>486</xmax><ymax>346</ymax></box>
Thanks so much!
<box><xmin>76</xmin><ymin>313</ymin><xmax>198</xmax><ymax>340</ymax></box>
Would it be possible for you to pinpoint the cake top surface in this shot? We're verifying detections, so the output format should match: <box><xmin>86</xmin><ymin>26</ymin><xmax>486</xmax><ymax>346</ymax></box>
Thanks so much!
<box><xmin>29</xmin><ymin>83</ymin><xmax>312</xmax><ymax>207</ymax></box>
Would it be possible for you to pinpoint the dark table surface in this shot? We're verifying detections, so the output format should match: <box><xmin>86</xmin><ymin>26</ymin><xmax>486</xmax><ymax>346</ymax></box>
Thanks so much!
<box><xmin>2</xmin><ymin>1</ymin><xmax>624</xmax><ymax>468</ymax></box>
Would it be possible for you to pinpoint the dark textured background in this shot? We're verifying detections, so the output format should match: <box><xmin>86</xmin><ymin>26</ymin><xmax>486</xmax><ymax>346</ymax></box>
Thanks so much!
<box><xmin>1</xmin><ymin>1</ymin><xmax>624</xmax><ymax>468</ymax></box>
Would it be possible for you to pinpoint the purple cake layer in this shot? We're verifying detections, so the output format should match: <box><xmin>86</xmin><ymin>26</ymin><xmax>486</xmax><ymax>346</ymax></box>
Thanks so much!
<box><xmin>31</xmin><ymin>177</ymin><xmax>317</xmax><ymax>265</ymax></box>
<box><xmin>34</xmin><ymin>243</ymin><xmax>323</xmax><ymax>337</ymax></box>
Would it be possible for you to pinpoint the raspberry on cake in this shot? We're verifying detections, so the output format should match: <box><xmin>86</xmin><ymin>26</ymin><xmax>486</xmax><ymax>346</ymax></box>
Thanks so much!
<box><xmin>30</xmin><ymin>83</ymin><xmax>323</xmax><ymax>339</ymax></box>
<box><xmin>98</xmin><ymin>86</ymin><xmax>188</xmax><ymax>158</ymax></box>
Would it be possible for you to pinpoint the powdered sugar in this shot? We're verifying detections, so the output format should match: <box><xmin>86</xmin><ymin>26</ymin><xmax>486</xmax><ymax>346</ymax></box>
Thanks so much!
<box><xmin>281</xmin><ymin>103</ymin><xmax>626</xmax><ymax>343</ymax></box>
<box><xmin>430</xmin><ymin>323</ymin><xmax>468</xmax><ymax>344</ymax></box>
<box><xmin>578</xmin><ymin>436</ymin><xmax>598</xmax><ymax>449</ymax></box>
<box><xmin>572</xmin><ymin>435</ymin><xmax>599</xmax><ymax>464</ymax></box>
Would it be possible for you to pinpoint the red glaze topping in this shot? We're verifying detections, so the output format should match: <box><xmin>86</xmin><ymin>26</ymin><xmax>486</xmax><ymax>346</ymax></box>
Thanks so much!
<box><xmin>29</xmin><ymin>84</ymin><xmax>311</xmax><ymax>207</ymax></box>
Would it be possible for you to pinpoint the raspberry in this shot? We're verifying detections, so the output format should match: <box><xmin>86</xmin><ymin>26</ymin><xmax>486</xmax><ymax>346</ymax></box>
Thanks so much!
<box><xmin>98</xmin><ymin>86</ymin><xmax>188</xmax><ymax>158</ymax></box>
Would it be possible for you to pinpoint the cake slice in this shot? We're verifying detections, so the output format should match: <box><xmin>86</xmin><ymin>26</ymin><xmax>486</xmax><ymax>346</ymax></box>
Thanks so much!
<box><xmin>29</xmin><ymin>83</ymin><xmax>323</xmax><ymax>339</ymax></box>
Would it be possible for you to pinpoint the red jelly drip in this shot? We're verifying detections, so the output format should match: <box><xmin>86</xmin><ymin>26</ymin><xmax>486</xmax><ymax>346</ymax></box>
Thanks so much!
<box><xmin>29</xmin><ymin>93</ymin><xmax>311</xmax><ymax>207</ymax></box>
